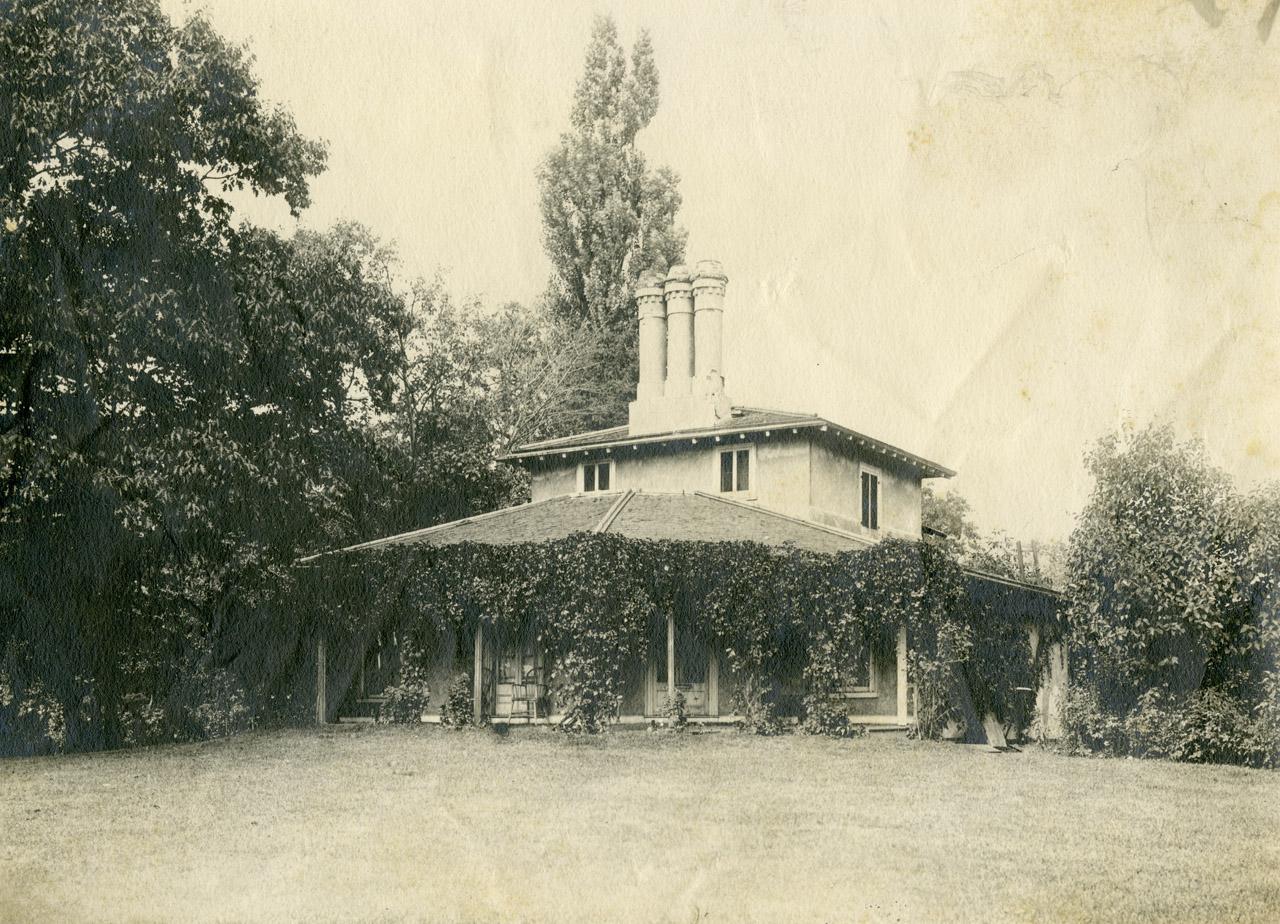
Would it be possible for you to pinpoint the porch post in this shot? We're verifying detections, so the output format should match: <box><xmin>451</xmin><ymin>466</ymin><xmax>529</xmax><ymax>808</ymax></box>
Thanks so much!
<box><xmin>473</xmin><ymin>625</ymin><xmax>484</xmax><ymax>724</ymax></box>
<box><xmin>315</xmin><ymin>633</ymin><xmax>327</xmax><ymax>725</ymax></box>
<box><xmin>708</xmin><ymin>645</ymin><xmax>719</xmax><ymax>717</ymax></box>
<box><xmin>896</xmin><ymin>625</ymin><xmax>909</xmax><ymax>722</ymax></box>
<box><xmin>666</xmin><ymin>611</ymin><xmax>676</xmax><ymax>711</ymax></box>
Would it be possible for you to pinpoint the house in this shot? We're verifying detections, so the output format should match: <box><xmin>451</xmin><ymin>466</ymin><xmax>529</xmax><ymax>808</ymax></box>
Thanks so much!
<box><xmin>313</xmin><ymin>260</ymin><xmax>1066</xmax><ymax>734</ymax></box>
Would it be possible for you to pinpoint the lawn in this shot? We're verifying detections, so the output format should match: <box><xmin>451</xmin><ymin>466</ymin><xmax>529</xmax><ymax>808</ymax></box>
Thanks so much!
<box><xmin>1</xmin><ymin>726</ymin><xmax>1277</xmax><ymax>924</ymax></box>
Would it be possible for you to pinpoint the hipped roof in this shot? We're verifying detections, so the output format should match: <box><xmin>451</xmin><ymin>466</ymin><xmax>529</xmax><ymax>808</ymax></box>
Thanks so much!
<box><xmin>300</xmin><ymin>490</ymin><xmax>871</xmax><ymax>561</ymax></box>
<box><xmin>498</xmin><ymin>406</ymin><xmax>956</xmax><ymax>480</ymax></box>
<box><xmin>300</xmin><ymin>490</ymin><xmax>1059</xmax><ymax>601</ymax></box>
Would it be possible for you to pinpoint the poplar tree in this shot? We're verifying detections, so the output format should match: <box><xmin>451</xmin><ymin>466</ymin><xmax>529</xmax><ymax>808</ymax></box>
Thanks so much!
<box><xmin>538</xmin><ymin>16</ymin><xmax>687</xmax><ymax>428</ymax></box>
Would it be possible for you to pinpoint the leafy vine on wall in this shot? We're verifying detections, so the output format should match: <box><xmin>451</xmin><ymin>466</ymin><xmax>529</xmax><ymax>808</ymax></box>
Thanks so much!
<box><xmin>306</xmin><ymin>534</ymin><xmax>1056</xmax><ymax>736</ymax></box>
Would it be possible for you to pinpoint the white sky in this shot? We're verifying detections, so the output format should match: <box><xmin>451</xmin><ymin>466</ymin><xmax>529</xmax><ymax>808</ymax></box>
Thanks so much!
<box><xmin>163</xmin><ymin>0</ymin><xmax>1280</xmax><ymax>543</ymax></box>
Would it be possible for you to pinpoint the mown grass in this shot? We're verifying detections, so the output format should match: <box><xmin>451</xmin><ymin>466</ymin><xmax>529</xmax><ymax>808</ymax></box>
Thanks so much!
<box><xmin>1</xmin><ymin>725</ymin><xmax>1277</xmax><ymax>923</ymax></box>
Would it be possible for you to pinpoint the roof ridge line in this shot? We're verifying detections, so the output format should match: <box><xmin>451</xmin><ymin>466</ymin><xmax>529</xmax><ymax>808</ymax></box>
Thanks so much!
<box><xmin>593</xmin><ymin>489</ymin><xmax>636</xmax><ymax>534</ymax></box>
<box><xmin>298</xmin><ymin>495</ymin><xmax>566</xmax><ymax>562</ymax></box>
<box><xmin>690</xmin><ymin>491</ymin><xmax>875</xmax><ymax>548</ymax></box>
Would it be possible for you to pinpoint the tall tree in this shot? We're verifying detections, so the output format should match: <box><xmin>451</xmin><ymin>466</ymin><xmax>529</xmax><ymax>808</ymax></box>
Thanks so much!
<box><xmin>538</xmin><ymin>16</ymin><xmax>687</xmax><ymax>429</ymax></box>
<box><xmin>0</xmin><ymin>0</ymin><xmax>331</xmax><ymax>751</ymax></box>
<box><xmin>372</xmin><ymin>275</ymin><xmax>526</xmax><ymax>536</ymax></box>
<box><xmin>477</xmin><ymin>301</ymin><xmax>607</xmax><ymax>454</ymax></box>
<box><xmin>1065</xmin><ymin>424</ymin><xmax>1258</xmax><ymax>703</ymax></box>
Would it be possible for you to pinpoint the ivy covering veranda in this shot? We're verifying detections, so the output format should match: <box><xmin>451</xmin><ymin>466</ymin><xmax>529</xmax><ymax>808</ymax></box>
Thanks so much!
<box><xmin>305</xmin><ymin>534</ymin><xmax>1057</xmax><ymax>738</ymax></box>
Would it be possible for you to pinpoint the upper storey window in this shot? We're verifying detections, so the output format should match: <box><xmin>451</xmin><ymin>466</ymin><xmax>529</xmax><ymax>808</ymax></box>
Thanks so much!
<box><xmin>719</xmin><ymin>448</ymin><xmax>750</xmax><ymax>493</ymax></box>
<box><xmin>583</xmin><ymin>460</ymin><xmax>612</xmax><ymax>493</ymax></box>
<box><xmin>860</xmin><ymin>468</ymin><xmax>880</xmax><ymax>530</ymax></box>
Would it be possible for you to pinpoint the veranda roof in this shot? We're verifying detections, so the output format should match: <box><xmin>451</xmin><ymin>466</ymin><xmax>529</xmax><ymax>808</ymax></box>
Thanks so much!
<box><xmin>300</xmin><ymin>489</ymin><xmax>1059</xmax><ymax>600</ymax></box>
<box><xmin>300</xmin><ymin>489</ymin><xmax>873</xmax><ymax>561</ymax></box>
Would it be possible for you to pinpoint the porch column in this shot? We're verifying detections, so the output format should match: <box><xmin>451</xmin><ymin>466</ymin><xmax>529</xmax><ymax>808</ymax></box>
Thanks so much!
<box><xmin>315</xmin><ymin>633</ymin><xmax>327</xmax><ymax>725</ymax></box>
<box><xmin>896</xmin><ymin>625</ymin><xmax>909</xmax><ymax>722</ymax></box>
<box><xmin>708</xmin><ymin>645</ymin><xmax>719</xmax><ymax>717</ymax></box>
<box><xmin>666</xmin><ymin>612</ymin><xmax>676</xmax><ymax>711</ymax></box>
<box><xmin>473</xmin><ymin>626</ymin><xmax>484</xmax><ymax>724</ymax></box>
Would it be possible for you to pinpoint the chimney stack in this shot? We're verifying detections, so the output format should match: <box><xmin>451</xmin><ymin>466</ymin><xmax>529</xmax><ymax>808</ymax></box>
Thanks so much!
<box><xmin>635</xmin><ymin>271</ymin><xmax>667</xmax><ymax>401</ymax></box>
<box><xmin>693</xmin><ymin>260</ymin><xmax>727</xmax><ymax>395</ymax></box>
<box><xmin>628</xmin><ymin>259</ymin><xmax>732</xmax><ymax>436</ymax></box>
<box><xmin>663</xmin><ymin>265</ymin><xmax>693</xmax><ymax>397</ymax></box>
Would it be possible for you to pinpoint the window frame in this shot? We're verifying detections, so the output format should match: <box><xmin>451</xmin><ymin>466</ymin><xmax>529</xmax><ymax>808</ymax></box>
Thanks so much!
<box><xmin>715</xmin><ymin>443</ymin><xmax>756</xmax><ymax>497</ymax></box>
<box><xmin>579</xmin><ymin>459</ymin><xmax>615</xmax><ymax>494</ymax></box>
<box><xmin>836</xmin><ymin>645</ymin><xmax>878</xmax><ymax>699</ymax></box>
<box><xmin>859</xmin><ymin>463</ymin><xmax>882</xmax><ymax>531</ymax></box>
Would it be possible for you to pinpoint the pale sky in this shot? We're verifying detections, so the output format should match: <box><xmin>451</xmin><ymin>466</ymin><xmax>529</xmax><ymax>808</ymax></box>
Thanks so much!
<box><xmin>164</xmin><ymin>0</ymin><xmax>1280</xmax><ymax>543</ymax></box>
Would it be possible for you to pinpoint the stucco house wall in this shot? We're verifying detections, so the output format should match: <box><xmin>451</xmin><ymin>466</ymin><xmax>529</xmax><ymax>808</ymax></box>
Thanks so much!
<box><xmin>752</xmin><ymin>436</ymin><xmax>811</xmax><ymax>518</ymax></box>
<box><xmin>529</xmin><ymin>464</ymin><xmax>577</xmax><ymax>503</ymax></box>
<box><xmin>528</xmin><ymin>433</ymin><xmax>922</xmax><ymax>544</ymax></box>
<box><xmin>807</xmin><ymin>439</ymin><xmax>922</xmax><ymax>539</ymax></box>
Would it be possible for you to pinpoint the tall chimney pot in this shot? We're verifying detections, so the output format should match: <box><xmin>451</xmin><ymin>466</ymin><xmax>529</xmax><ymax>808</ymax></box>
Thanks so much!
<box><xmin>692</xmin><ymin>260</ymin><xmax>728</xmax><ymax>395</ymax></box>
<box><xmin>662</xmin><ymin>265</ymin><xmax>693</xmax><ymax>397</ymax></box>
<box><xmin>634</xmin><ymin>271</ymin><xmax>667</xmax><ymax>401</ymax></box>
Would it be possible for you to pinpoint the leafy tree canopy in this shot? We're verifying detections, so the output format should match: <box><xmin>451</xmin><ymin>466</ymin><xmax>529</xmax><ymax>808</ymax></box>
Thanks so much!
<box><xmin>538</xmin><ymin>16</ymin><xmax>687</xmax><ymax>429</ymax></box>
<box><xmin>1065</xmin><ymin>423</ymin><xmax>1274</xmax><ymax>703</ymax></box>
<box><xmin>922</xmin><ymin>484</ymin><xmax>1061</xmax><ymax>587</ymax></box>
<box><xmin>0</xmin><ymin>2</ymin><xmax>515</xmax><ymax>754</ymax></box>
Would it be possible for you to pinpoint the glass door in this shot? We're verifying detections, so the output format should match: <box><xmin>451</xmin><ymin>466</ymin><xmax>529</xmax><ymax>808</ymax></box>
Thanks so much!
<box><xmin>653</xmin><ymin>620</ymin><xmax>709</xmax><ymax>715</ymax></box>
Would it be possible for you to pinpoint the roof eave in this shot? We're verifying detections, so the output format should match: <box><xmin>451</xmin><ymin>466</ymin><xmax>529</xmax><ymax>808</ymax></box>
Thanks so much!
<box><xmin>501</xmin><ymin>418</ymin><xmax>955</xmax><ymax>479</ymax></box>
<box><xmin>962</xmin><ymin>566</ymin><xmax>1062</xmax><ymax>599</ymax></box>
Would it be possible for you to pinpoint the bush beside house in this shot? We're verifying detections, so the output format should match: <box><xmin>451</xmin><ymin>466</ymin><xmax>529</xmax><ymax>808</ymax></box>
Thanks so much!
<box><xmin>1061</xmin><ymin>424</ymin><xmax>1280</xmax><ymax>769</ymax></box>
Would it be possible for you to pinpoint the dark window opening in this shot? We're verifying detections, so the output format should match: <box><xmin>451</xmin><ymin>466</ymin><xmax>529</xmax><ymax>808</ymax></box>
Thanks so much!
<box><xmin>837</xmin><ymin>641</ymin><xmax>873</xmax><ymax>693</ymax></box>
<box><xmin>583</xmin><ymin>461</ymin><xmax>611</xmax><ymax>493</ymax></box>
<box><xmin>861</xmin><ymin>471</ymin><xmax>879</xmax><ymax>529</ymax></box>
<box><xmin>719</xmin><ymin>448</ymin><xmax>751</xmax><ymax>493</ymax></box>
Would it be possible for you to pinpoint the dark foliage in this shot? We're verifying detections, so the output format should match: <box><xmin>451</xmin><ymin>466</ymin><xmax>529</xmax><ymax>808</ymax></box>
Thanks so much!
<box><xmin>306</xmin><ymin>534</ymin><xmax>1052</xmax><ymax>738</ymax></box>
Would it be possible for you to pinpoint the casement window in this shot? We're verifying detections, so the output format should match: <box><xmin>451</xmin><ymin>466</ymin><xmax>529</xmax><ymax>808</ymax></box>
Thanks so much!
<box><xmin>837</xmin><ymin>641</ymin><xmax>876</xmax><ymax>697</ymax></box>
<box><xmin>582</xmin><ymin>460</ymin><xmax>612</xmax><ymax>493</ymax></box>
<box><xmin>719</xmin><ymin>447</ymin><xmax>751</xmax><ymax>493</ymax></box>
<box><xmin>860</xmin><ymin>467</ymin><xmax>880</xmax><ymax>530</ymax></box>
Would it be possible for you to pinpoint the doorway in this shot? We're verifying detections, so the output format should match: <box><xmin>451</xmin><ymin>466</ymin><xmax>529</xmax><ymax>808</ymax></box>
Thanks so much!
<box><xmin>650</xmin><ymin>619</ymin><xmax>712</xmax><ymax>716</ymax></box>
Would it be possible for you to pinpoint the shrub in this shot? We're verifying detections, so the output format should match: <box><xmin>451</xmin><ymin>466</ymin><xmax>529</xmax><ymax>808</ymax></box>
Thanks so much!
<box><xmin>0</xmin><ymin>671</ymin><xmax>68</xmax><ymax>756</ymax></box>
<box><xmin>736</xmin><ymin>688</ymin><xmax>783</xmax><ymax>736</ymax></box>
<box><xmin>1256</xmin><ymin>671</ymin><xmax>1280</xmax><ymax>767</ymax></box>
<box><xmin>379</xmin><ymin>653</ymin><xmax>432</xmax><ymax>724</ymax></box>
<box><xmin>1062</xmin><ymin>684</ymin><xmax>1276</xmax><ymax>768</ymax></box>
<box><xmin>1060</xmin><ymin>684</ymin><xmax>1127</xmax><ymax>757</ymax></box>
<box><xmin>662</xmin><ymin>690</ymin><xmax>688</xmax><ymax>732</ymax></box>
<box><xmin>1159</xmin><ymin>688</ymin><xmax>1272</xmax><ymax>768</ymax></box>
<box><xmin>439</xmin><ymin>674</ymin><xmax>474</xmax><ymax>728</ymax></box>
<box><xmin>801</xmin><ymin>695</ymin><xmax>864</xmax><ymax>738</ymax></box>
<box><xmin>120</xmin><ymin>695</ymin><xmax>167</xmax><ymax>748</ymax></box>
<box><xmin>173</xmin><ymin>664</ymin><xmax>254</xmax><ymax>740</ymax></box>
<box><xmin>1059</xmin><ymin>425</ymin><xmax>1280</xmax><ymax>769</ymax></box>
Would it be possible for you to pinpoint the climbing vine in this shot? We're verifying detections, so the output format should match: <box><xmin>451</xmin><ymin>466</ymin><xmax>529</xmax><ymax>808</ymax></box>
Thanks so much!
<box><xmin>306</xmin><ymin>533</ymin><xmax>1057</xmax><ymax>736</ymax></box>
